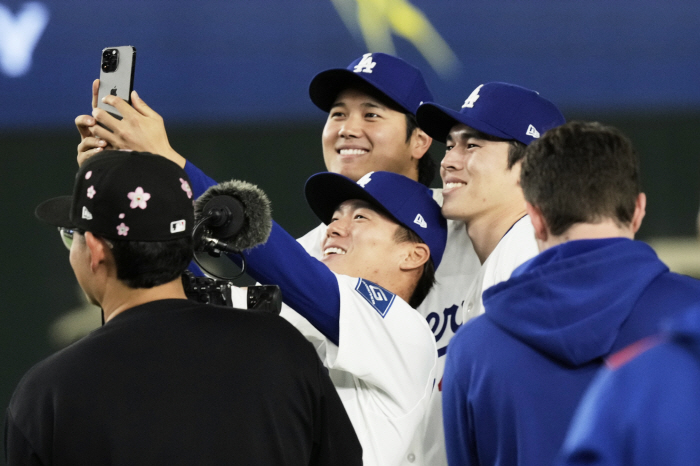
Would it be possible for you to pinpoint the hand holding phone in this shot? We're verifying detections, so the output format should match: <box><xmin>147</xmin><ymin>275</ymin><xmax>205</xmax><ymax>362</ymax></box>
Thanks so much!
<box><xmin>87</xmin><ymin>46</ymin><xmax>187</xmax><ymax>168</ymax></box>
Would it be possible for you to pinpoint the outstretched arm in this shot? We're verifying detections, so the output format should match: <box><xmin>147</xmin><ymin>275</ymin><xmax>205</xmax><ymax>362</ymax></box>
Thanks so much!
<box><xmin>242</xmin><ymin>222</ymin><xmax>341</xmax><ymax>345</ymax></box>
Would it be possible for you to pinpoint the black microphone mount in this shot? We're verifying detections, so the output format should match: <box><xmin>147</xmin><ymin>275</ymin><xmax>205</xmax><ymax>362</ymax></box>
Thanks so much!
<box><xmin>193</xmin><ymin>195</ymin><xmax>248</xmax><ymax>279</ymax></box>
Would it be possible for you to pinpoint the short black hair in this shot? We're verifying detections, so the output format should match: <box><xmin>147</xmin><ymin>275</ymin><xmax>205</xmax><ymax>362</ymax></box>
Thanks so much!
<box><xmin>109</xmin><ymin>236</ymin><xmax>193</xmax><ymax>288</ymax></box>
<box><xmin>393</xmin><ymin>225</ymin><xmax>436</xmax><ymax>308</ymax></box>
<box><xmin>521</xmin><ymin>120</ymin><xmax>641</xmax><ymax>236</ymax></box>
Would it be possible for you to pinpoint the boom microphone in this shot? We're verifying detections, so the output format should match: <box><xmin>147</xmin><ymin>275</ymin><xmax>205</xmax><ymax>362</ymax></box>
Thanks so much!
<box><xmin>194</xmin><ymin>180</ymin><xmax>272</xmax><ymax>253</ymax></box>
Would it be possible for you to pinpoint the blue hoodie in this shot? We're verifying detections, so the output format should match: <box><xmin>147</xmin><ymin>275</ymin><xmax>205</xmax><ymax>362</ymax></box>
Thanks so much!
<box><xmin>442</xmin><ymin>238</ymin><xmax>700</xmax><ymax>466</ymax></box>
<box><xmin>558</xmin><ymin>305</ymin><xmax>700</xmax><ymax>466</ymax></box>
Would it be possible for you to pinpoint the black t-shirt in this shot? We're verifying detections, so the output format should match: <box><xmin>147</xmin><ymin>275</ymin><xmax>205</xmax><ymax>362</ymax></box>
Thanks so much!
<box><xmin>5</xmin><ymin>299</ymin><xmax>361</xmax><ymax>466</ymax></box>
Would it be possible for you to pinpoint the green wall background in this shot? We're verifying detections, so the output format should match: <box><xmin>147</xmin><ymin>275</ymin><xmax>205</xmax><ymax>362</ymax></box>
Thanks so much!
<box><xmin>2</xmin><ymin>113</ymin><xmax>700</xmax><ymax>460</ymax></box>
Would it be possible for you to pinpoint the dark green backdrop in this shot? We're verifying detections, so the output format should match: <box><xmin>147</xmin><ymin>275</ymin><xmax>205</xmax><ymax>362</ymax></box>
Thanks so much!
<box><xmin>2</xmin><ymin>113</ymin><xmax>699</xmax><ymax>461</ymax></box>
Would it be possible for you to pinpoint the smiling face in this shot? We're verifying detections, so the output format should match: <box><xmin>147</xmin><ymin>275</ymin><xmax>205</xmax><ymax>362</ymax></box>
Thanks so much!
<box><xmin>321</xmin><ymin>199</ymin><xmax>412</xmax><ymax>284</ymax></box>
<box><xmin>440</xmin><ymin>124</ymin><xmax>523</xmax><ymax>225</ymax></box>
<box><xmin>322</xmin><ymin>88</ymin><xmax>420</xmax><ymax>182</ymax></box>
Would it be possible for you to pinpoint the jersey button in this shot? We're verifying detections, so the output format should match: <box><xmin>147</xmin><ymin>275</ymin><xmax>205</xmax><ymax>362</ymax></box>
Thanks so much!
<box><xmin>407</xmin><ymin>453</ymin><xmax>416</xmax><ymax>463</ymax></box>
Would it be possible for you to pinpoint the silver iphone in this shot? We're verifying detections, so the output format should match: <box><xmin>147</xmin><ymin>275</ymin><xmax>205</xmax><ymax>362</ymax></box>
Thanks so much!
<box><xmin>97</xmin><ymin>46</ymin><xmax>136</xmax><ymax>120</ymax></box>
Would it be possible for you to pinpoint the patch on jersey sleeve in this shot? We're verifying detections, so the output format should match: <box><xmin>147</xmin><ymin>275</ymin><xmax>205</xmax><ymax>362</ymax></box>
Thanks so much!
<box><xmin>355</xmin><ymin>279</ymin><xmax>396</xmax><ymax>318</ymax></box>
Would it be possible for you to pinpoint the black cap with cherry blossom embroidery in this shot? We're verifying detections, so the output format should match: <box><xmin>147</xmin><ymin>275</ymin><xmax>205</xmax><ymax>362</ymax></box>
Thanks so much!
<box><xmin>35</xmin><ymin>150</ymin><xmax>194</xmax><ymax>241</ymax></box>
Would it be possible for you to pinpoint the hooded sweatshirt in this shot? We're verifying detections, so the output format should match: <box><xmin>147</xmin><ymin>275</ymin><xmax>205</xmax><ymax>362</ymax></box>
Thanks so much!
<box><xmin>558</xmin><ymin>305</ymin><xmax>700</xmax><ymax>466</ymax></box>
<box><xmin>442</xmin><ymin>237</ymin><xmax>700</xmax><ymax>466</ymax></box>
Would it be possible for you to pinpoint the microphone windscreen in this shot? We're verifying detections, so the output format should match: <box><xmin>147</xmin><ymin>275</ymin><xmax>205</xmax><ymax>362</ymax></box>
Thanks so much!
<box><xmin>195</xmin><ymin>180</ymin><xmax>272</xmax><ymax>251</ymax></box>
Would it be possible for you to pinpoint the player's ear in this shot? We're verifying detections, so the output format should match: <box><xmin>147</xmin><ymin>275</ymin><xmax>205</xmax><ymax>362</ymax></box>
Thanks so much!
<box><xmin>526</xmin><ymin>202</ymin><xmax>549</xmax><ymax>244</ymax></box>
<box><xmin>410</xmin><ymin>128</ymin><xmax>432</xmax><ymax>160</ymax></box>
<box><xmin>630</xmin><ymin>192</ymin><xmax>646</xmax><ymax>235</ymax></box>
<box><xmin>399</xmin><ymin>242</ymin><xmax>430</xmax><ymax>272</ymax></box>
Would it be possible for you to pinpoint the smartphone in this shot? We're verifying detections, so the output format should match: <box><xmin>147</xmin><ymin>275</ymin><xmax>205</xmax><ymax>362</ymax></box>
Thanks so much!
<box><xmin>97</xmin><ymin>46</ymin><xmax>136</xmax><ymax>120</ymax></box>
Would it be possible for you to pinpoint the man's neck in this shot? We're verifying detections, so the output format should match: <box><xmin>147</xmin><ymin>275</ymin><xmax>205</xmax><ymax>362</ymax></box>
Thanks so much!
<box><xmin>100</xmin><ymin>279</ymin><xmax>188</xmax><ymax>322</ymax></box>
<box><xmin>466</xmin><ymin>207</ymin><xmax>527</xmax><ymax>264</ymax></box>
<box><xmin>540</xmin><ymin>220</ymin><xmax>635</xmax><ymax>252</ymax></box>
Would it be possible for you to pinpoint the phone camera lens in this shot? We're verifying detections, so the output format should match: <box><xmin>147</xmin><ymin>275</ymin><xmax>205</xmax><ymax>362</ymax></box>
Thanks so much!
<box><xmin>101</xmin><ymin>49</ymin><xmax>120</xmax><ymax>73</ymax></box>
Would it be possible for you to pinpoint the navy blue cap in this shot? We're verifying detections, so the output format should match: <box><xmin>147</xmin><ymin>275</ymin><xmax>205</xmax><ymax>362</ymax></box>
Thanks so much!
<box><xmin>305</xmin><ymin>171</ymin><xmax>447</xmax><ymax>269</ymax></box>
<box><xmin>309</xmin><ymin>52</ymin><xmax>433</xmax><ymax>115</ymax></box>
<box><xmin>417</xmin><ymin>82</ymin><xmax>565</xmax><ymax>144</ymax></box>
<box><xmin>35</xmin><ymin>151</ymin><xmax>194</xmax><ymax>241</ymax></box>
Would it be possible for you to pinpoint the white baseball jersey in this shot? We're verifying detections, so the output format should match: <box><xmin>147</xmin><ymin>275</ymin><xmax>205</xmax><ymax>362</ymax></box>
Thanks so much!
<box><xmin>296</xmin><ymin>189</ymin><xmax>483</xmax><ymax>466</ymax></box>
<box><xmin>458</xmin><ymin>215</ymin><xmax>539</xmax><ymax>324</ymax></box>
<box><xmin>252</xmin><ymin>274</ymin><xmax>437</xmax><ymax>466</ymax></box>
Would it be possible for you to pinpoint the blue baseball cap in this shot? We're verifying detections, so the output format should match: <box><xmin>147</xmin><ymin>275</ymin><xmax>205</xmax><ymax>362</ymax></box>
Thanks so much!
<box><xmin>417</xmin><ymin>82</ymin><xmax>565</xmax><ymax>144</ymax></box>
<box><xmin>305</xmin><ymin>171</ymin><xmax>447</xmax><ymax>269</ymax></box>
<box><xmin>308</xmin><ymin>52</ymin><xmax>433</xmax><ymax>115</ymax></box>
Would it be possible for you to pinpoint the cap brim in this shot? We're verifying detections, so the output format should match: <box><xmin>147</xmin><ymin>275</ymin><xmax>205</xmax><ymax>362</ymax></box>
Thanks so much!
<box><xmin>308</xmin><ymin>69</ymin><xmax>411</xmax><ymax>114</ymax></box>
<box><xmin>35</xmin><ymin>196</ymin><xmax>74</xmax><ymax>228</ymax></box>
<box><xmin>417</xmin><ymin>102</ymin><xmax>512</xmax><ymax>143</ymax></box>
<box><xmin>305</xmin><ymin>173</ymin><xmax>396</xmax><ymax>226</ymax></box>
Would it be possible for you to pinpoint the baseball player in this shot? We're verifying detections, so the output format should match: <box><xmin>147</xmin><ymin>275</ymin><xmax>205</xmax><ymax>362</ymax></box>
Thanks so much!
<box><xmin>227</xmin><ymin>170</ymin><xmax>446</xmax><ymax>466</ymax></box>
<box><xmin>416</xmin><ymin>82</ymin><xmax>566</xmax><ymax>322</ymax></box>
<box><xmin>75</xmin><ymin>53</ymin><xmax>481</xmax><ymax>465</ymax></box>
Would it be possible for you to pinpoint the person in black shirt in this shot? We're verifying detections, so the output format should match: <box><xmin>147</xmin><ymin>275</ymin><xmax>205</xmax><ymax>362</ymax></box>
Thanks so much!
<box><xmin>5</xmin><ymin>150</ymin><xmax>361</xmax><ymax>466</ymax></box>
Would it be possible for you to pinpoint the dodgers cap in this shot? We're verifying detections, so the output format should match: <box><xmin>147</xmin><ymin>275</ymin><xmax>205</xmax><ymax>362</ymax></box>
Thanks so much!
<box><xmin>417</xmin><ymin>82</ymin><xmax>565</xmax><ymax>144</ymax></box>
<box><xmin>309</xmin><ymin>52</ymin><xmax>433</xmax><ymax>115</ymax></box>
<box><xmin>305</xmin><ymin>171</ymin><xmax>447</xmax><ymax>269</ymax></box>
<box><xmin>35</xmin><ymin>150</ymin><xmax>195</xmax><ymax>241</ymax></box>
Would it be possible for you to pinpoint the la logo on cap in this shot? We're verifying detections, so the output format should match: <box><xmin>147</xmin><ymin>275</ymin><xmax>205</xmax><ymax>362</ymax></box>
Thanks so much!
<box><xmin>353</xmin><ymin>53</ymin><xmax>377</xmax><ymax>74</ymax></box>
<box><xmin>357</xmin><ymin>172</ymin><xmax>374</xmax><ymax>188</ymax></box>
<box><xmin>462</xmin><ymin>84</ymin><xmax>484</xmax><ymax>109</ymax></box>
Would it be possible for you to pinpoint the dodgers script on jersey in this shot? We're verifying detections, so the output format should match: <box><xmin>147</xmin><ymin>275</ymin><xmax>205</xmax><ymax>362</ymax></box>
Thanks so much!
<box><xmin>278</xmin><ymin>273</ymin><xmax>437</xmax><ymax>466</ymax></box>
<box><xmin>296</xmin><ymin>189</ymin><xmax>482</xmax><ymax>466</ymax></box>
<box><xmin>411</xmin><ymin>217</ymin><xmax>480</xmax><ymax>465</ymax></box>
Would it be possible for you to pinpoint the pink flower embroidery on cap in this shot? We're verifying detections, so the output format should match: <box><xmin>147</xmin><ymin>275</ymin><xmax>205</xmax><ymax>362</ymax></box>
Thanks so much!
<box><xmin>180</xmin><ymin>178</ymin><xmax>193</xmax><ymax>199</ymax></box>
<box><xmin>119</xmin><ymin>213</ymin><xmax>125</xmax><ymax>219</ymax></box>
<box><xmin>116</xmin><ymin>223</ymin><xmax>129</xmax><ymax>236</ymax></box>
<box><xmin>86</xmin><ymin>186</ymin><xmax>96</xmax><ymax>199</ymax></box>
<box><xmin>85</xmin><ymin>171</ymin><xmax>92</xmax><ymax>180</ymax></box>
<box><xmin>128</xmin><ymin>187</ymin><xmax>151</xmax><ymax>209</ymax></box>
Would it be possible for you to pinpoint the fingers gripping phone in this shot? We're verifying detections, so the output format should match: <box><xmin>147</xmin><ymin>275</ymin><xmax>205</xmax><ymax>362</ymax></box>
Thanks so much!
<box><xmin>97</xmin><ymin>46</ymin><xmax>136</xmax><ymax>120</ymax></box>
